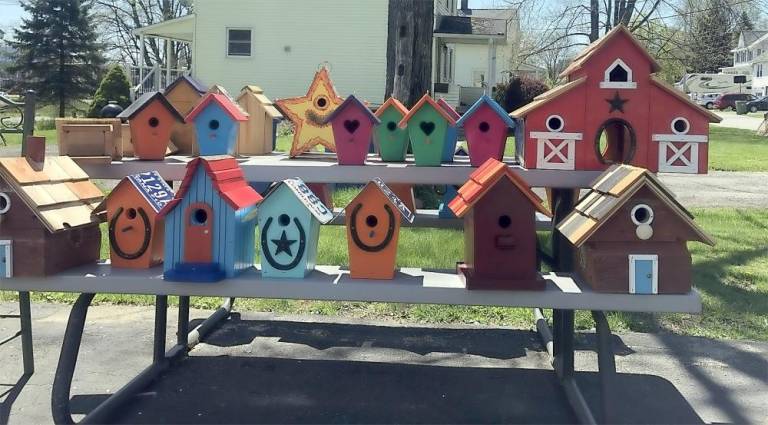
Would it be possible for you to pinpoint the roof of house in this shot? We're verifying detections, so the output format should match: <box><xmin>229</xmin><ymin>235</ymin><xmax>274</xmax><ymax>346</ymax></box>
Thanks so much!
<box><xmin>375</xmin><ymin>97</ymin><xmax>409</xmax><ymax>118</ymax></box>
<box><xmin>0</xmin><ymin>156</ymin><xmax>103</xmax><ymax>232</ymax></box>
<box><xmin>448</xmin><ymin>158</ymin><xmax>550</xmax><ymax>218</ymax></box>
<box><xmin>556</xmin><ymin>164</ymin><xmax>714</xmax><ymax>247</ymax></box>
<box><xmin>164</xmin><ymin>75</ymin><xmax>208</xmax><ymax>95</ymax></box>
<box><xmin>346</xmin><ymin>178</ymin><xmax>415</xmax><ymax>223</ymax></box>
<box><xmin>743</xmin><ymin>30</ymin><xmax>768</xmax><ymax>47</ymax></box>
<box><xmin>324</xmin><ymin>95</ymin><xmax>380</xmax><ymax>124</ymax></box>
<box><xmin>509</xmin><ymin>77</ymin><xmax>586</xmax><ymax>118</ymax></box>
<box><xmin>456</xmin><ymin>94</ymin><xmax>516</xmax><ymax>128</ymax></box>
<box><xmin>434</xmin><ymin>15</ymin><xmax>506</xmax><ymax>37</ymax></box>
<box><xmin>398</xmin><ymin>93</ymin><xmax>458</xmax><ymax>127</ymax></box>
<box><xmin>158</xmin><ymin>156</ymin><xmax>262</xmax><ymax>217</ymax></box>
<box><xmin>649</xmin><ymin>76</ymin><xmax>722</xmax><ymax>123</ymax></box>
<box><xmin>186</xmin><ymin>93</ymin><xmax>249</xmax><ymax>122</ymax></box>
<box><xmin>117</xmin><ymin>91</ymin><xmax>185</xmax><ymax>122</ymax></box>
<box><xmin>559</xmin><ymin>25</ymin><xmax>661</xmax><ymax>78</ymax></box>
<box><xmin>262</xmin><ymin>178</ymin><xmax>334</xmax><ymax>224</ymax></box>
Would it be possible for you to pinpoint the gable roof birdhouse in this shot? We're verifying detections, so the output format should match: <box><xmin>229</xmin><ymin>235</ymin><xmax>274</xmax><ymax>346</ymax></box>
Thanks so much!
<box><xmin>399</xmin><ymin>94</ymin><xmax>457</xmax><ymax>166</ymax></box>
<box><xmin>557</xmin><ymin>164</ymin><xmax>713</xmax><ymax>294</ymax></box>
<box><xmin>456</xmin><ymin>95</ymin><xmax>516</xmax><ymax>167</ymax></box>
<box><xmin>257</xmin><ymin>178</ymin><xmax>334</xmax><ymax>278</ymax></box>
<box><xmin>0</xmin><ymin>137</ymin><xmax>103</xmax><ymax>277</ymax></box>
<box><xmin>186</xmin><ymin>93</ymin><xmax>249</xmax><ymax>156</ymax></box>
<box><xmin>344</xmin><ymin>178</ymin><xmax>414</xmax><ymax>279</ymax></box>
<box><xmin>164</xmin><ymin>75</ymin><xmax>208</xmax><ymax>155</ymax></box>
<box><xmin>437</xmin><ymin>98</ymin><xmax>461</xmax><ymax>163</ymax></box>
<box><xmin>324</xmin><ymin>95</ymin><xmax>380</xmax><ymax>165</ymax></box>
<box><xmin>449</xmin><ymin>158</ymin><xmax>551</xmax><ymax>290</ymax></box>
<box><xmin>94</xmin><ymin>171</ymin><xmax>174</xmax><ymax>269</ymax></box>
<box><xmin>159</xmin><ymin>156</ymin><xmax>263</xmax><ymax>282</ymax></box>
<box><xmin>118</xmin><ymin>91</ymin><xmax>185</xmax><ymax>160</ymax></box>
<box><xmin>510</xmin><ymin>25</ymin><xmax>721</xmax><ymax>173</ymax></box>
<box><xmin>374</xmin><ymin>97</ymin><xmax>410</xmax><ymax>162</ymax></box>
<box><xmin>236</xmin><ymin>85</ymin><xmax>284</xmax><ymax>155</ymax></box>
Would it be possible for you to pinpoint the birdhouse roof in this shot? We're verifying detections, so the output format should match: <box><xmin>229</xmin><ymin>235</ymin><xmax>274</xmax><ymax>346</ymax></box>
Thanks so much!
<box><xmin>0</xmin><ymin>156</ymin><xmax>103</xmax><ymax>232</ymax></box>
<box><xmin>437</xmin><ymin>98</ymin><xmax>462</xmax><ymax>121</ymax></box>
<box><xmin>398</xmin><ymin>94</ymin><xmax>458</xmax><ymax>127</ymax></box>
<box><xmin>448</xmin><ymin>158</ymin><xmax>550</xmax><ymax>218</ymax></box>
<box><xmin>261</xmin><ymin>178</ymin><xmax>334</xmax><ymax>224</ymax></box>
<box><xmin>556</xmin><ymin>164</ymin><xmax>714</xmax><ymax>247</ymax></box>
<box><xmin>118</xmin><ymin>91</ymin><xmax>185</xmax><ymax>122</ymax></box>
<box><xmin>324</xmin><ymin>95</ymin><xmax>381</xmax><ymax>125</ymax></box>
<box><xmin>164</xmin><ymin>75</ymin><xmax>208</xmax><ymax>95</ymax></box>
<box><xmin>509</xmin><ymin>77</ymin><xmax>586</xmax><ymax>118</ymax></box>
<box><xmin>649</xmin><ymin>76</ymin><xmax>722</xmax><ymax>122</ymax></box>
<box><xmin>158</xmin><ymin>156</ymin><xmax>262</xmax><ymax>217</ymax></box>
<box><xmin>345</xmin><ymin>178</ymin><xmax>415</xmax><ymax>223</ymax></box>
<box><xmin>375</xmin><ymin>97</ymin><xmax>409</xmax><ymax>118</ymax></box>
<box><xmin>456</xmin><ymin>95</ymin><xmax>516</xmax><ymax>128</ymax></box>
<box><xmin>186</xmin><ymin>93</ymin><xmax>250</xmax><ymax>123</ymax></box>
<box><xmin>237</xmin><ymin>86</ymin><xmax>284</xmax><ymax>120</ymax></box>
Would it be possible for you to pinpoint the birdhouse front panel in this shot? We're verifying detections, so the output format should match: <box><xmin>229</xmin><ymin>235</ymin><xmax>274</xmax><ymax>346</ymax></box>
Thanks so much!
<box><xmin>404</xmin><ymin>106</ymin><xmax>449</xmax><ymax>166</ymax></box>
<box><xmin>374</xmin><ymin>101</ymin><xmax>409</xmax><ymax>162</ymax></box>
<box><xmin>236</xmin><ymin>87</ymin><xmax>283</xmax><ymax>155</ymax></box>
<box><xmin>193</xmin><ymin>104</ymin><xmax>239</xmax><ymax>156</ymax></box>
<box><xmin>328</xmin><ymin>102</ymin><xmax>377</xmax><ymax>165</ymax></box>
<box><xmin>130</xmin><ymin>103</ymin><xmax>178</xmax><ymax>160</ymax></box>
<box><xmin>460</xmin><ymin>104</ymin><xmax>509</xmax><ymax>166</ymax></box>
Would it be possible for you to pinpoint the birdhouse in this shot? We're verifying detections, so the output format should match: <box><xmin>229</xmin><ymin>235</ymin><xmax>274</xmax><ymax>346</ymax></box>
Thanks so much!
<box><xmin>324</xmin><ymin>95</ymin><xmax>380</xmax><ymax>165</ymax></box>
<box><xmin>373</xmin><ymin>97</ymin><xmax>410</xmax><ymax>162</ymax></box>
<box><xmin>557</xmin><ymin>164</ymin><xmax>713</xmax><ymax>294</ymax></box>
<box><xmin>236</xmin><ymin>86</ymin><xmax>284</xmax><ymax>155</ymax></box>
<box><xmin>94</xmin><ymin>171</ymin><xmax>174</xmax><ymax>269</ymax></box>
<box><xmin>0</xmin><ymin>137</ymin><xmax>103</xmax><ymax>277</ymax></box>
<box><xmin>456</xmin><ymin>95</ymin><xmax>516</xmax><ymax>166</ymax></box>
<box><xmin>438</xmin><ymin>185</ymin><xmax>459</xmax><ymax>219</ymax></box>
<box><xmin>344</xmin><ymin>178</ymin><xmax>414</xmax><ymax>279</ymax></box>
<box><xmin>398</xmin><ymin>94</ymin><xmax>457</xmax><ymax>166</ymax></box>
<box><xmin>257</xmin><ymin>178</ymin><xmax>333</xmax><ymax>278</ymax></box>
<box><xmin>159</xmin><ymin>156</ymin><xmax>263</xmax><ymax>282</ymax></box>
<box><xmin>510</xmin><ymin>25</ymin><xmax>721</xmax><ymax>173</ymax></box>
<box><xmin>436</xmin><ymin>98</ymin><xmax>461</xmax><ymax>163</ymax></box>
<box><xmin>186</xmin><ymin>93</ymin><xmax>249</xmax><ymax>156</ymax></box>
<box><xmin>449</xmin><ymin>158</ymin><xmax>551</xmax><ymax>290</ymax></box>
<box><xmin>306</xmin><ymin>183</ymin><xmax>334</xmax><ymax>210</ymax></box>
<box><xmin>386</xmin><ymin>183</ymin><xmax>416</xmax><ymax>213</ymax></box>
<box><xmin>276</xmin><ymin>67</ymin><xmax>344</xmax><ymax>157</ymax></box>
<box><xmin>118</xmin><ymin>91</ymin><xmax>185</xmax><ymax>160</ymax></box>
<box><xmin>164</xmin><ymin>75</ymin><xmax>208</xmax><ymax>155</ymax></box>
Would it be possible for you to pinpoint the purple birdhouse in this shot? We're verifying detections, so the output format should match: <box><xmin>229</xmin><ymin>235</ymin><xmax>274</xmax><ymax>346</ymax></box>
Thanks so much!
<box><xmin>324</xmin><ymin>95</ymin><xmax>381</xmax><ymax>165</ymax></box>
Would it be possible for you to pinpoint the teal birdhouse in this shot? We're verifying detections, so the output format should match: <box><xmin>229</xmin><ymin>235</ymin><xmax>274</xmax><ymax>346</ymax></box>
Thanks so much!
<box><xmin>186</xmin><ymin>93</ymin><xmax>249</xmax><ymax>156</ymax></box>
<box><xmin>398</xmin><ymin>94</ymin><xmax>457</xmax><ymax>166</ymax></box>
<box><xmin>257</xmin><ymin>178</ymin><xmax>333</xmax><ymax>278</ymax></box>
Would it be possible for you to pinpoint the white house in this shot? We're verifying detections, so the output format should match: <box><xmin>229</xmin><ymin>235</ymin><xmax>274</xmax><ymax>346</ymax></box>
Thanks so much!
<box><xmin>723</xmin><ymin>30</ymin><xmax>768</xmax><ymax>96</ymax></box>
<box><xmin>133</xmin><ymin>0</ymin><xmax>520</xmax><ymax>107</ymax></box>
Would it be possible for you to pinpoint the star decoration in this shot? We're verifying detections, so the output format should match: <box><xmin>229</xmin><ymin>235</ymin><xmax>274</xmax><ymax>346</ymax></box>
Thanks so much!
<box><xmin>271</xmin><ymin>230</ymin><xmax>297</xmax><ymax>257</ymax></box>
<box><xmin>275</xmin><ymin>67</ymin><xmax>343</xmax><ymax>157</ymax></box>
<box><xmin>606</xmin><ymin>91</ymin><xmax>629</xmax><ymax>113</ymax></box>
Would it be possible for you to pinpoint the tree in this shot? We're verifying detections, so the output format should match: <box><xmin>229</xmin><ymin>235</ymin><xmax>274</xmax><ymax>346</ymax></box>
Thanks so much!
<box><xmin>686</xmin><ymin>0</ymin><xmax>734</xmax><ymax>73</ymax></box>
<box><xmin>733</xmin><ymin>10</ymin><xmax>754</xmax><ymax>45</ymax></box>
<box><xmin>384</xmin><ymin>0</ymin><xmax>433</xmax><ymax>108</ymax></box>
<box><xmin>87</xmin><ymin>65</ymin><xmax>131</xmax><ymax>117</ymax></box>
<box><xmin>10</xmin><ymin>0</ymin><xmax>105</xmax><ymax>117</ymax></box>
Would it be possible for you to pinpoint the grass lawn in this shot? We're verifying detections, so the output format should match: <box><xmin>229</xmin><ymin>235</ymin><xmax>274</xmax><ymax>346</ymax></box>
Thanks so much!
<box><xmin>708</xmin><ymin>127</ymin><xmax>768</xmax><ymax>172</ymax></box>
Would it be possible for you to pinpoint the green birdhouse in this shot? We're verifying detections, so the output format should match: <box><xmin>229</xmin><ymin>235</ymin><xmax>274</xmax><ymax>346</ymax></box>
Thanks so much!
<box><xmin>398</xmin><ymin>94</ymin><xmax>457</xmax><ymax>166</ymax></box>
<box><xmin>374</xmin><ymin>97</ymin><xmax>410</xmax><ymax>162</ymax></box>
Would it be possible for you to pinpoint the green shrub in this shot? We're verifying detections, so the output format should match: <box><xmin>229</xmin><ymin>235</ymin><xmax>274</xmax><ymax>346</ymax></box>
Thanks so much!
<box><xmin>35</xmin><ymin>116</ymin><xmax>55</xmax><ymax>130</ymax></box>
<box><xmin>87</xmin><ymin>65</ymin><xmax>131</xmax><ymax>118</ymax></box>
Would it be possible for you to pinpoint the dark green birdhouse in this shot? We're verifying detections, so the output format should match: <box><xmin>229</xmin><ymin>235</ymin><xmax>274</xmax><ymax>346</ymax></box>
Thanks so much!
<box><xmin>398</xmin><ymin>94</ymin><xmax>457</xmax><ymax>166</ymax></box>
<box><xmin>374</xmin><ymin>97</ymin><xmax>410</xmax><ymax>162</ymax></box>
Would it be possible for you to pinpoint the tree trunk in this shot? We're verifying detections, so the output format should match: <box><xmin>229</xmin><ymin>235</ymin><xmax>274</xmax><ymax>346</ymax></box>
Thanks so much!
<box><xmin>385</xmin><ymin>0</ymin><xmax>433</xmax><ymax>108</ymax></box>
<box><xmin>589</xmin><ymin>0</ymin><xmax>600</xmax><ymax>42</ymax></box>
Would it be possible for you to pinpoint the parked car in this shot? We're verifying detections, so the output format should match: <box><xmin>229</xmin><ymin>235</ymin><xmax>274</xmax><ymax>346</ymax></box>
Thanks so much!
<box><xmin>713</xmin><ymin>93</ymin><xmax>755</xmax><ymax>111</ymax></box>
<box><xmin>693</xmin><ymin>93</ymin><xmax>719</xmax><ymax>109</ymax></box>
<box><xmin>745</xmin><ymin>96</ymin><xmax>768</xmax><ymax>113</ymax></box>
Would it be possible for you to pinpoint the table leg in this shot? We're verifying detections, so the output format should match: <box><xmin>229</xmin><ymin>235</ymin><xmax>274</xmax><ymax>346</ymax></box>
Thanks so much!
<box><xmin>177</xmin><ymin>296</ymin><xmax>190</xmax><ymax>347</ymax></box>
<box><xmin>187</xmin><ymin>297</ymin><xmax>234</xmax><ymax>349</ymax></box>
<box><xmin>18</xmin><ymin>291</ymin><xmax>34</xmax><ymax>375</ymax></box>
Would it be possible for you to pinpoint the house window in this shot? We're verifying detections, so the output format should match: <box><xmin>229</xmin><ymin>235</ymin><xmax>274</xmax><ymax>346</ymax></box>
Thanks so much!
<box><xmin>227</xmin><ymin>28</ymin><xmax>252</xmax><ymax>57</ymax></box>
<box><xmin>600</xmin><ymin>58</ymin><xmax>636</xmax><ymax>89</ymax></box>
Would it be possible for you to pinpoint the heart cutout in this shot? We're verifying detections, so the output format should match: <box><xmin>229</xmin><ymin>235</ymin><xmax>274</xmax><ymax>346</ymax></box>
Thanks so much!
<box><xmin>344</xmin><ymin>119</ymin><xmax>360</xmax><ymax>134</ymax></box>
<box><xmin>420</xmin><ymin>121</ymin><xmax>435</xmax><ymax>135</ymax></box>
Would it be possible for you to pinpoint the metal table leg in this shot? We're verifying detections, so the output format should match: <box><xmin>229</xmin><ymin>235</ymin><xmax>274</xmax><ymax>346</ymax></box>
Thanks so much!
<box><xmin>18</xmin><ymin>291</ymin><xmax>34</xmax><ymax>375</ymax></box>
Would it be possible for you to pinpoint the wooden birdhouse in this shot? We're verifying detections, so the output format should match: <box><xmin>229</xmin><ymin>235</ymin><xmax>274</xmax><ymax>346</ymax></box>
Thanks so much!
<box><xmin>118</xmin><ymin>91</ymin><xmax>185</xmax><ymax>160</ymax></box>
<box><xmin>456</xmin><ymin>95</ymin><xmax>516</xmax><ymax>167</ymax></box>
<box><xmin>510</xmin><ymin>25</ymin><xmax>721</xmax><ymax>173</ymax></box>
<box><xmin>94</xmin><ymin>171</ymin><xmax>174</xmax><ymax>269</ymax></box>
<box><xmin>373</xmin><ymin>97</ymin><xmax>410</xmax><ymax>162</ymax></box>
<box><xmin>164</xmin><ymin>75</ymin><xmax>208</xmax><ymax>155</ymax></box>
<box><xmin>557</xmin><ymin>164</ymin><xmax>713</xmax><ymax>294</ymax></box>
<box><xmin>186</xmin><ymin>93</ymin><xmax>249</xmax><ymax>156</ymax></box>
<box><xmin>398</xmin><ymin>94</ymin><xmax>457</xmax><ymax>166</ymax></box>
<box><xmin>257</xmin><ymin>178</ymin><xmax>334</xmax><ymax>278</ymax></box>
<box><xmin>324</xmin><ymin>95</ymin><xmax>381</xmax><ymax>165</ymax></box>
<box><xmin>449</xmin><ymin>158</ymin><xmax>551</xmax><ymax>290</ymax></box>
<box><xmin>159</xmin><ymin>156</ymin><xmax>263</xmax><ymax>282</ymax></box>
<box><xmin>0</xmin><ymin>137</ymin><xmax>103</xmax><ymax>277</ymax></box>
<box><xmin>387</xmin><ymin>183</ymin><xmax>416</xmax><ymax>213</ymax></box>
<box><xmin>344</xmin><ymin>178</ymin><xmax>414</xmax><ymax>279</ymax></box>
<box><xmin>437</xmin><ymin>98</ymin><xmax>461</xmax><ymax>163</ymax></box>
<box><xmin>236</xmin><ymin>86</ymin><xmax>284</xmax><ymax>155</ymax></box>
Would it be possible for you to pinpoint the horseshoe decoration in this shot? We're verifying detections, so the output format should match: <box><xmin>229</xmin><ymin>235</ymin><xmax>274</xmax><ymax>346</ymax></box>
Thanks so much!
<box><xmin>261</xmin><ymin>216</ymin><xmax>307</xmax><ymax>271</ymax></box>
<box><xmin>350</xmin><ymin>203</ymin><xmax>396</xmax><ymax>253</ymax></box>
<box><xmin>109</xmin><ymin>206</ymin><xmax>152</xmax><ymax>260</ymax></box>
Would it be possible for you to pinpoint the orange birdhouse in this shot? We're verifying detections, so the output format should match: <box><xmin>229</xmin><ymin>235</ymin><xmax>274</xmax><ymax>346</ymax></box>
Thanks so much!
<box><xmin>95</xmin><ymin>171</ymin><xmax>174</xmax><ymax>268</ymax></box>
<box><xmin>118</xmin><ymin>92</ymin><xmax>185</xmax><ymax>160</ymax></box>
<box><xmin>344</xmin><ymin>179</ymin><xmax>414</xmax><ymax>279</ymax></box>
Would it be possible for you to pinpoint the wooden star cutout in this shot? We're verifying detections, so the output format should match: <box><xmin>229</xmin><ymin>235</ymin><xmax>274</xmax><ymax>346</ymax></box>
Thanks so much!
<box><xmin>276</xmin><ymin>67</ymin><xmax>343</xmax><ymax>157</ymax></box>
<box><xmin>606</xmin><ymin>91</ymin><xmax>629</xmax><ymax>113</ymax></box>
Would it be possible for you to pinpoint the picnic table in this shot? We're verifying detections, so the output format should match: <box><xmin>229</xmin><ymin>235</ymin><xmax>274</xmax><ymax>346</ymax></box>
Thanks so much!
<box><xmin>0</xmin><ymin>155</ymin><xmax>702</xmax><ymax>424</ymax></box>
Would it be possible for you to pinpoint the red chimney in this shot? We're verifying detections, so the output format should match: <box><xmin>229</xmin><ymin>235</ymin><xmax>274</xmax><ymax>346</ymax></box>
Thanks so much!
<box><xmin>25</xmin><ymin>136</ymin><xmax>46</xmax><ymax>169</ymax></box>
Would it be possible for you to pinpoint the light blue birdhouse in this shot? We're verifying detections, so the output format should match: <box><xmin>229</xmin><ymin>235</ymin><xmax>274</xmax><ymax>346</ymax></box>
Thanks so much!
<box><xmin>186</xmin><ymin>93</ymin><xmax>248</xmax><ymax>156</ymax></box>
<box><xmin>257</xmin><ymin>178</ymin><xmax>333</xmax><ymax>278</ymax></box>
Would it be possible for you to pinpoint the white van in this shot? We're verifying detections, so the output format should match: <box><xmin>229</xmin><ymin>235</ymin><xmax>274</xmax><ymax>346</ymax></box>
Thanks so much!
<box><xmin>676</xmin><ymin>74</ymin><xmax>752</xmax><ymax>95</ymax></box>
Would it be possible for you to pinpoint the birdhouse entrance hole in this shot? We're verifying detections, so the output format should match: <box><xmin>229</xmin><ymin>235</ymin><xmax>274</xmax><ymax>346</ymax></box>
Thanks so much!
<box><xmin>148</xmin><ymin>117</ymin><xmax>160</xmax><ymax>128</ymax></box>
<box><xmin>127</xmin><ymin>208</ymin><xmax>137</xmax><ymax>219</ymax></box>
<box><xmin>479</xmin><ymin>121</ymin><xmax>490</xmax><ymax>133</ymax></box>
<box><xmin>595</xmin><ymin>119</ymin><xmax>636</xmax><ymax>165</ymax></box>
<box><xmin>386</xmin><ymin>121</ymin><xmax>397</xmax><ymax>131</ymax></box>
<box><xmin>365</xmin><ymin>215</ymin><xmax>378</xmax><ymax>227</ymax></box>
<box><xmin>498</xmin><ymin>215</ymin><xmax>511</xmax><ymax>228</ymax></box>
<box><xmin>209</xmin><ymin>119</ymin><xmax>220</xmax><ymax>130</ymax></box>
<box><xmin>278</xmin><ymin>214</ymin><xmax>290</xmax><ymax>226</ymax></box>
<box><xmin>608</xmin><ymin>64</ymin><xmax>629</xmax><ymax>82</ymax></box>
<box><xmin>192</xmin><ymin>208</ymin><xmax>208</xmax><ymax>225</ymax></box>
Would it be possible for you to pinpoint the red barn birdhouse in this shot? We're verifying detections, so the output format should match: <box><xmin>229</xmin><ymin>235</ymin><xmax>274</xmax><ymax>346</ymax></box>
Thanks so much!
<box><xmin>344</xmin><ymin>178</ymin><xmax>414</xmax><ymax>279</ymax></box>
<box><xmin>118</xmin><ymin>91</ymin><xmax>185</xmax><ymax>160</ymax></box>
<box><xmin>511</xmin><ymin>25</ymin><xmax>721</xmax><ymax>174</ymax></box>
<box><xmin>456</xmin><ymin>95</ymin><xmax>516</xmax><ymax>166</ymax></box>
<box><xmin>324</xmin><ymin>95</ymin><xmax>380</xmax><ymax>165</ymax></box>
<box><xmin>449</xmin><ymin>158</ymin><xmax>551</xmax><ymax>290</ymax></box>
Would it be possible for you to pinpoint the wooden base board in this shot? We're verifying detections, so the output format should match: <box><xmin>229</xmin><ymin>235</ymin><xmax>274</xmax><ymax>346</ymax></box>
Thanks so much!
<box><xmin>69</xmin><ymin>156</ymin><xmax>112</xmax><ymax>165</ymax></box>
<box><xmin>457</xmin><ymin>263</ymin><xmax>545</xmax><ymax>291</ymax></box>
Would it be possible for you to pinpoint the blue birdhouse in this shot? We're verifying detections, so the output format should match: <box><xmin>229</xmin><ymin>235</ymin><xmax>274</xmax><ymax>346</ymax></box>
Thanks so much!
<box><xmin>186</xmin><ymin>93</ymin><xmax>249</xmax><ymax>156</ymax></box>
<box><xmin>438</xmin><ymin>185</ymin><xmax>460</xmax><ymax>218</ymax></box>
<box><xmin>257</xmin><ymin>178</ymin><xmax>333</xmax><ymax>278</ymax></box>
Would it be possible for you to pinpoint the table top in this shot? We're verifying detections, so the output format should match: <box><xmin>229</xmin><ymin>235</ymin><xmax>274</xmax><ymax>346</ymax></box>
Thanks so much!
<box><xmin>1</xmin><ymin>264</ymin><xmax>701</xmax><ymax>313</ymax></box>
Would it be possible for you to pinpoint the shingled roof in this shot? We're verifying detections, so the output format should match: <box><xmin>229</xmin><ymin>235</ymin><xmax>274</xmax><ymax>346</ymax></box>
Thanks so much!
<box><xmin>164</xmin><ymin>75</ymin><xmax>208</xmax><ymax>95</ymax></box>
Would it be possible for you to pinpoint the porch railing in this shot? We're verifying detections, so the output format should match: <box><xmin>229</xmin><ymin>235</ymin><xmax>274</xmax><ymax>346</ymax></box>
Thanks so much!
<box><xmin>127</xmin><ymin>65</ymin><xmax>190</xmax><ymax>99</ymax></box>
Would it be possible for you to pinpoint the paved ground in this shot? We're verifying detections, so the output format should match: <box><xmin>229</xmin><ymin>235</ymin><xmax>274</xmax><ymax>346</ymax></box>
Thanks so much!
<box><xmin>1</xmin><ymin>302</ymin><xmax>766</xmax><ymax>424</ymax></box>
<box><xmin>712</xmin><ymin>111</ymin><xmax>765</xmax><ymax>131</ymax></box>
